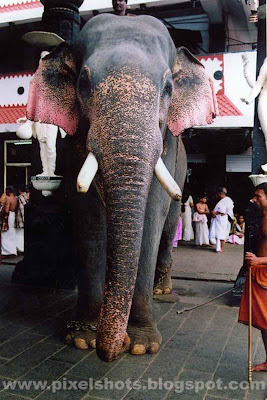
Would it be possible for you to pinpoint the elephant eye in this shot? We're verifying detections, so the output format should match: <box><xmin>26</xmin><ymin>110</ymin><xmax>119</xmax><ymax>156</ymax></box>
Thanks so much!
<box><xmin>162</xmin><ymin>80</ymin><xmax>173</xmax><ymax>97</ymax></box>
<box><xmin>78</xmin><ymin>66</ymin><xmax>92</xmax><ymax>105</ymax></box>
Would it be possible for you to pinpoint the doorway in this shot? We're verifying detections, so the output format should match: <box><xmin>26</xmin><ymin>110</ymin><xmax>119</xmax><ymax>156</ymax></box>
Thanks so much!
<box><xmin>4</xmin><ymin>140</ymin><xmax>31</xmax><ymax>191</ymax></box>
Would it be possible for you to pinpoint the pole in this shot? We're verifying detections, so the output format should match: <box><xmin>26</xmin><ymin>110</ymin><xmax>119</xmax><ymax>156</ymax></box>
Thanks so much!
<box><xmin>248</xmin><ymin>265</ymin><xmax>252</xmax><ymax>385</ymax></box>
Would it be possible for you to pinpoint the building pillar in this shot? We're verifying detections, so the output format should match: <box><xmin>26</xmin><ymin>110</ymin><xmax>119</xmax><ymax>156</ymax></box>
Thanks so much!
<box><xmin>12</xmin><ymin>1</ymin><xmax>84</xmax><ymax>288</ymax></box>
<box><xmin>40</xmin><ymin>0</ymin><xmax>84</xmax><ymax>42</ymax></box>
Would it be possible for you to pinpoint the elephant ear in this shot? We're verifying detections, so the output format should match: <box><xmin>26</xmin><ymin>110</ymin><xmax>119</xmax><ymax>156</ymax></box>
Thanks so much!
<box><xmin>167</xmin><ymin>47</ymin><xmax>218</xmax><ymax>136</ymax></box>
<box><xmin>26</xmin><ymin>42</ymin><xmax>79</xmax><ymax>135</ymax></box>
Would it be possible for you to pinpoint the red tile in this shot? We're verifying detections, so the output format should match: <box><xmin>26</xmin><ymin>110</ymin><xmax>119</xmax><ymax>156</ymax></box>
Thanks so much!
<box><xmin>217</xmin><ymin>94</ymin><xmax>243</xmax><ymax>117</ymax></box>
<box><xmin>0</xmin><ymin>105</ymin><xmax>26</xmax><ymax>124</ymax></box>
<box><xmin>0</xmin><ymin>1</ymin><xmax>42</xmax><ymax>13</ymax></box>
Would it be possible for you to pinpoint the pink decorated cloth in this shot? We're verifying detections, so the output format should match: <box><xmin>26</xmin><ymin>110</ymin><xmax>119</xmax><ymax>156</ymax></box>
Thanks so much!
<box><xmin>173</xmin><ymin>217</ymin><xmax>182</xmax><ymax>247</ymax></box>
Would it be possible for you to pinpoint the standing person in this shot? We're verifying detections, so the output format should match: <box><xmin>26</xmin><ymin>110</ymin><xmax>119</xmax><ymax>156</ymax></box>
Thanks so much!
<box><xmin>193</xmin><ymin>195</ymin><xmax>210</xmax><ymax>246</ymax></box>
<box><xmin>15</xmin><ymin>184</ymin><xmax>29</xmax><ymax>253</ymax></box>
<box><xmin>239</xmin><ymin>183</ymin><xmax>267</xmax><ymax>372</ymax></box>
<box><xmin>209</xmin><ymin>187</ymin><xmax>234</xmax><ymax>252</ymax></box>
<box><xmin>181</xmin><ymin>191</ymin><xmax>194</xmax><ymax>241</ymax></box>
<box><xmin>1</xmin><ymin>186</ymin><xmax>18</xmax><ymax>257</ymax></box>
<box><xmin>112</xmin><ymin>0</ymin><xmax>128</xmax><ymax>16</ymax></box>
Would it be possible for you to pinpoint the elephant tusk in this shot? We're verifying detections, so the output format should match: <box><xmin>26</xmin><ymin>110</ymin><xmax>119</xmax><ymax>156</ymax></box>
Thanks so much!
<box><xmin>154</xmin><ymin>158</ymin><xmax>182</xmax><ymax>201</ymax></box>
<box><xmin>77</xmin><ymin>152</ymin><xmax>98</xmax><ymax>193</ymax></box>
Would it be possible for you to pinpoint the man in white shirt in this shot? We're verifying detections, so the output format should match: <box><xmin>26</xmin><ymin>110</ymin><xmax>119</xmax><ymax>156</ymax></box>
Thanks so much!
<box><xmin>209</xmin><ymin>187</ymin><xmax>234</xmax><ymax>252</ymax></box>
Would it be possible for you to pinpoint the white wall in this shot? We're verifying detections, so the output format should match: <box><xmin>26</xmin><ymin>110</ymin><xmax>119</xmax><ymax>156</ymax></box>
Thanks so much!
<box><xmin>199</xmin><ymin>51</ymin><xmax>257</xmax><ymax>128</ymax></box>
<box><xmin>0</xmin><ymin>73</ymin><xmax>33</xmax><ymax>107</ymax></box>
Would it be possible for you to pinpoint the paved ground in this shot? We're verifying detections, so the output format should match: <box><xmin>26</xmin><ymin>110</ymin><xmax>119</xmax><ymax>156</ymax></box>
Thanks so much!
<box><xmin>172</xmin><ymin>241</ymin><xmax>243</xmax><ymax>282</ymax></box>
<box><xmin>3</xmin><ymin>240</ymin><xmax>243</xmax><ymax>283</ymax></box>
<box><xmin>0</xmin><ymin>262</ymin><xmax>266</xmax><ymax>400</ymax></box>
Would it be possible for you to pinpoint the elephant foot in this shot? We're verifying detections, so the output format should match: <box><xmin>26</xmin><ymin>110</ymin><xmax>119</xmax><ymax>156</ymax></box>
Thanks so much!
<box><xmin>126</xmin><ymin>322</ymin><xmax>162</xmax><ymax>355</ymax></box>
<box><xmin>153</xmin><ymin>266</ymin><xmax>172</xmax><ymax>295</ymax></box>
<box><xmin>64</xmin><ymin>320</ymin><xmax>97</xmax><ymax>350</ymax></box>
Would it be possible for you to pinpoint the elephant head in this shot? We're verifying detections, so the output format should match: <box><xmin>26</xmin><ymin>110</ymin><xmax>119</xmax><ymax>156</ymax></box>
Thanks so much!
<box><xmin>25</xmin><ymin>14</ymin><xmax>217</xmax><ymax>361</ymax></box>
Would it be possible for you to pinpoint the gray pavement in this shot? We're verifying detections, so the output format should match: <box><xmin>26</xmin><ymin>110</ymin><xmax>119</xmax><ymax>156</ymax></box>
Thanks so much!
<box><xmin>0</xmin><ymin>262</ymin><xmax>266</xmax><ymax>400</ymax></box>
<box><xmin>172</xmin><ymin>241</ymin><xmax>243</xmax><ymax>282</ymax></box>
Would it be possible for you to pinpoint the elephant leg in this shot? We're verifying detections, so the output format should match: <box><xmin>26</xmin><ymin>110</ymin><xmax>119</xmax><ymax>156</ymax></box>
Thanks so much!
<box><xmin>154</xmin><ymin>136</ymin><xmax>187</xmax><ymax>295</ymax></box>
<box><xmin>65</xmin><ymin>184</ymin><xmax>107</xmax><ymax>350</ymax></box>
<box><xmin>154</xmin><ymin>199</ymin><xmax>181</xmax><ymax>295</ymax></box>
<box><xmin>127</xmin><ymin>191</ymin><xmax>168</xmax><ymax>355</ymax></box>
<box><xmin>127</xmin><ymin>132</ymin><xmax>178</xmax><ymax>355</ymax></box>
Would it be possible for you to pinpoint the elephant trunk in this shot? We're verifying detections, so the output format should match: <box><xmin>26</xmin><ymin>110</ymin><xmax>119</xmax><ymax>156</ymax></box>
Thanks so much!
<box><xmin>85</xmin><ymin>69</ymin><xmax>162</xmax><ymax>361</ymax></box>
<box><xmin>96</xmin><ymin>157</ymin><xmax>154</xmax><ymax>361</ymax></box>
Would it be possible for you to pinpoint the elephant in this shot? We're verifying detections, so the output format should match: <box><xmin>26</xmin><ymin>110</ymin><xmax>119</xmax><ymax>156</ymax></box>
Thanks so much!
<box><xmin>24</xmin><ymin>14</ymin><xmax>217</xmax><ymax>362</ymax></box>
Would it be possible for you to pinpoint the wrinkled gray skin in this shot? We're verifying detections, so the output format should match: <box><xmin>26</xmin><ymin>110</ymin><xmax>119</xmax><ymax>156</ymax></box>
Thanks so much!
<box><xmin>32</xmin><ymin>14</ymin><xmax>212</xmax><ymax>362</ymax></box>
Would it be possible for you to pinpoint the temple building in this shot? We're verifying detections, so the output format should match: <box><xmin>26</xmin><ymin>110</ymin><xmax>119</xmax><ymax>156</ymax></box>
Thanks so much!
<box><xmin>0</xmin><ymin>0</ymin><xmax>261</xmax><ymax>212</ymax></box>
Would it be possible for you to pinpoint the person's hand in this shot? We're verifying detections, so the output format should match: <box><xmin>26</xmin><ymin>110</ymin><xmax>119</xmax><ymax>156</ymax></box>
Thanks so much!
<box><xmin>211</xmin><ymin>211</ymin><xmax>217</xmax><ymax>218</ymax></box>
<box><xmin>245</xmin><ymin>252</ymin><xmax>259</xmax><ymax>268</ymax></box>
<box><xmin>241</xmin><ymin>97</ymin><xmax>252</xmax><ymax>105</ymax></box>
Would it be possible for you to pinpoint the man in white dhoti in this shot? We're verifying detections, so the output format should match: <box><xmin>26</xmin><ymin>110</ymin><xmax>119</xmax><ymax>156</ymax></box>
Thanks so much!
<box><xmin>209</xmin><ymin>187</ymin><xmax>234</xmax><ymax>252</ymax></box>
<box><xmin>1</xmin><ymin>186</ymin><xmax>18</xmax><ymax>257</ymax></box>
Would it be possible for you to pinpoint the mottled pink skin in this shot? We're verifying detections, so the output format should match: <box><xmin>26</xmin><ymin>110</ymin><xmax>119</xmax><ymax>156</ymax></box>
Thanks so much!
<box><xmin>26</xmin><ymin>45</ymin><xmax>79</xmax><ymax>135</ymax></box>
<box><xmin>26</xmin><ymin>78</ymin><xmax>77</xmax><ymax>135</ymax></box>
<box><xmin>167</xmin><ymin>48</ymin><xmax>218</xmax><ymax>136</ymax></box>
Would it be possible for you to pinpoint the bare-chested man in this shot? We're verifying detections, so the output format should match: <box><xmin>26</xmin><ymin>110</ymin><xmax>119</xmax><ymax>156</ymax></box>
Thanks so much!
<box><xmin>1</xmin><ymin>186</ymin><xmax>18</xmax><ymax>256</ymax></box>
<box><xmin>112</xmin><ymin>0</ymin><xmax>128</xmax><ymax>16</ymax></box>
<box><xmin>4</xmin><ymin>186</ymin><xmax>17</xmax><ymax>214</ymax></box>
<box><xmin>239</xmin><ymin>182</ymin><xmax>267</xmax><ymax>371</ymax></box>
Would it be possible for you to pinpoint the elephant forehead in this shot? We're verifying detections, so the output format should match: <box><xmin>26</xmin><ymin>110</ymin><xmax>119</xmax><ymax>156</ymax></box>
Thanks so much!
<box><xmin>82</xmin><ymin>45</ymin><xmax>169</xmax><ymax>92</ymax></box>
<box><xmin>77</xmin><ymin>15</ymin><xmax>176</xmax><ymax>72</ymax></box>
<box><xmin>87</xmin><ymin>69</ymin><xmax>162</xmax><ymax>153</ymax></box>
<box><xmin>97</xmin><ymin>70</ymin><xmax>156</xmax><ymax>96</ymax></box>
<box><xmin>91</xmin><ymin>68</ymin><xmax>158</xmax><ymax>110</ymax></box>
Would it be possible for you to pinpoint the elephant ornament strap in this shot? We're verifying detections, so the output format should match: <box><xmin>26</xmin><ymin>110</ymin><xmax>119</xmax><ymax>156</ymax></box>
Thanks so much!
<box><xmin>66</xmin><ymin>320</ymin><xmax>97</xmax><ymax>332</ymax></box>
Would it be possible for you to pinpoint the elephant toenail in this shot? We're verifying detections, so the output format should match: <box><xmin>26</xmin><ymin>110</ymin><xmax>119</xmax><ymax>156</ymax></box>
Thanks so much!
<box><xmin>122</xmin><ymin>333</ymin><xmax>131</xmax><ymax>352</ymax></box>
<box><xmin>163</xmin><ymin>288</ymin><xmax>171</xmax><ymax>294</ymax></box>
<box><xmin>147</xmin><ymin>342</ymin><xmax>160</xmax><ymax>354</ymax></box>
<box><xmin>64</xmin><ymin>334</ymin><xmax>72</xmax><ymax>345</ymax></box>
<box><xmin>74</xmin><ymin>338</ymin><xmax>88</xmax><ymax>350</ymax></box>
<box><xmin>154</xmin><ymin>288</ymin><xmax>163</xmax><ymax>295</ymax></box>
<box><xmin>131</xmin><ymin>344</ymin><xmax>146</xmax><ymax>355</ymax></box>
<box><xmin>90</xmin><ymin>339</ymin><xmax>96</xmax><ymax>349</ymax></box>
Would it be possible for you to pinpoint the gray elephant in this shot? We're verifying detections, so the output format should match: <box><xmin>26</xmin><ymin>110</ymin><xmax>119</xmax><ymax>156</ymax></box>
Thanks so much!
<box><xmin>24</xmin><ymin>14</ymin><xmax>217</xmax><ymax>362</ymax></box>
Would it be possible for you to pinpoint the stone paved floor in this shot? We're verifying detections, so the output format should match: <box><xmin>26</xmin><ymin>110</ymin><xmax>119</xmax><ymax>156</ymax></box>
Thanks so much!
<box><xmin>3</xmin><ymin>241</ymin><xmax>244</xmax><ymax>283</ymax></box>
<box><xmin>172</xmin><ymin>241</ymin><xmax>243</xmax><ymax>282</ymax></box>
<box><xmin>0</xmin><ymin>264</ymin><xmax>266</xmax><ymax>400</ymax></box>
